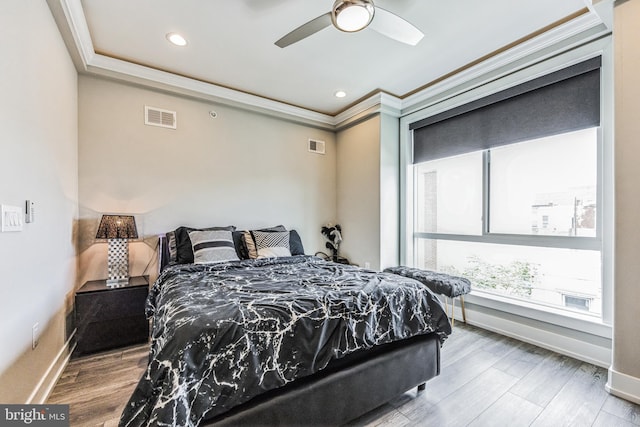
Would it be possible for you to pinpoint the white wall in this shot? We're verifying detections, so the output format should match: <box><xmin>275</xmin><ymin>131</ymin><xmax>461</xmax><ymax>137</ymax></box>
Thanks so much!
<box><xmin>0</xmin><ymin>1</ymin><xmax>78</xmax><ymax>403</ymax></box>
<box><xmin>336</xmin><ymin>114</ymin><xmax>400</xmax><ymax>270</ymax></box>
<box><xmin>77</xmin><ymin>75</ymin><xmax>337</xmax><ymax>283</ymax></box>
<box><xmin>609</xmin><ymin>0</ymin><xmax>640</xmax><ymax>404</ymax></box>
<box><xmin>336</xmin><ymin>116</ymin><xmax>381</xmax><ymax>268</ymax></box>
<box><xmin>379</xmin><ymin>113</ymin><xmax>400</xmax><ymax>269</ymax></box>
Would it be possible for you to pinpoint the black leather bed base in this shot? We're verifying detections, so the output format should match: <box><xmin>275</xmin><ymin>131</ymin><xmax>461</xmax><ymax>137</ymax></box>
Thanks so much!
<box><xmin>204</xmin><ymin>332</ymin><xmax>441</xmax><ymax>426</ymax></box>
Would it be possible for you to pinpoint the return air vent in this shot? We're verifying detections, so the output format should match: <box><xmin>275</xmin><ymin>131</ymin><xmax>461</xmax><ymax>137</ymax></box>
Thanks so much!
<box><xmin>308</xmin><ymin>139</ymin><xmax>325</xmax><ymax>155</ymax></box>
<box><xmin>145</xmin><ymin>106</ymin><xmax>176</xmax><ymax>129</ymax></box>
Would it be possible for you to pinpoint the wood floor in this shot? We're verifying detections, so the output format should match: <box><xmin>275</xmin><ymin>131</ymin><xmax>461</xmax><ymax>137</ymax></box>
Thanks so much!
<box><xmin>47</xmin><ymin>324</ymin><xmax>640</xmax><ymax>426</ymax></box>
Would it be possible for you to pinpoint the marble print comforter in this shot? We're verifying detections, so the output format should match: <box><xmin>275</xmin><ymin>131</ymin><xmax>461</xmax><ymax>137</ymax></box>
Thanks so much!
<box><xmin>120</xmin><ymin>256</ymin><xmax>451</xmax><ymax>427</ymax></box>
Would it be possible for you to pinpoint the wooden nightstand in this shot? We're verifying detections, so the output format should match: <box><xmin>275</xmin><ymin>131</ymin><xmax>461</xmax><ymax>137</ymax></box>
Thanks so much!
<box><xmin>74</xmin><ymin>276</ymin><xmax>150</xmax><ymax>356</ymax></box>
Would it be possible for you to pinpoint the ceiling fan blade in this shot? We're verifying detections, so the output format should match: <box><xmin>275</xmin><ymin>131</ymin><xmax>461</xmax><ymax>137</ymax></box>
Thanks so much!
<box><xmin>369</xmin><ymin>7</ymin><xmax>424</xmax><ymax>46</ymax></box>
<box><xmin>275</xmin><ymin>12</ymin><xmax>333</xmax><ymax>48</ymax></box>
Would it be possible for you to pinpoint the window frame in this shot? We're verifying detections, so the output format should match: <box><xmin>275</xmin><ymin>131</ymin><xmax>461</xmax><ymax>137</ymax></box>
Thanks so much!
<box><xmin>400</xmin><ymin>38</ymin><xmax>613</xmax><ymax>336</ymax></box>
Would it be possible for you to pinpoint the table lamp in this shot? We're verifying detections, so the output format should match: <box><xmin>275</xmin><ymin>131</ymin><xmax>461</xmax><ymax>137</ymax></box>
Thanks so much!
<box><xmin>95</xmin><ymin>214</ymin><xmax>138</xmax><ymax>287</ymax></box>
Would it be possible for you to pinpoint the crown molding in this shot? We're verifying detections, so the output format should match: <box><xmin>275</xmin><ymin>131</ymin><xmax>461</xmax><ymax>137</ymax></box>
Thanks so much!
<box><xmin>333</xmin><ymin>92</ymin><xmax>402</xmax><ymax>130</ymax></box>
<box><xmin>87</xmin><ymin>54</ymin><xmax>338</xmax><ymax>129</ymax></box>
<box><xmin>51</xmin><ymin>0</ymin><xmax>606</xmax><ymax>131</ymax></box>
<box><xmin>55</xmin><ymin>0</ymin><xmax>338</xmax><ymax>129</ymax></box>
<box><xmin>400</xmin><ymin>10</ymin><xmax>607</xmax><ymax>116</ymax></box>
<box><xmin>57</xmin><ymin>0</ymin><xmax>94</xmax><ymax>68</ymax></box>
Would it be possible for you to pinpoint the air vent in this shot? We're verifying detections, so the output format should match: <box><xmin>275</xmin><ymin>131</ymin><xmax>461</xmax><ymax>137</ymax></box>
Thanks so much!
<box><xmin>308</xmin><ymin>139</ymin><xmax>325</xmax><ymax>155</ymax></box>
<box><xmin>145</xmin><ymin>106</ymin><xmax>177</xmax><ymax>129</ymax></box>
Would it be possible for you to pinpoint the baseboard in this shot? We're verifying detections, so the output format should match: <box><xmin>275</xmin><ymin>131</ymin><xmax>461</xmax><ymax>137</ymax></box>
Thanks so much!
<box><xmin>606</xmin><ymin>368</ymin><xmax>640</xmax><ymax>405</ymax></box>
<box><xmin>457</xmin><ymin>304</ymin><xmax>611</xmax><ymax>368</ymax></box>
<box><xmin>26</xmin><ymin>331</ymin><xmax>75</xmax><ymax>404</ymax></box>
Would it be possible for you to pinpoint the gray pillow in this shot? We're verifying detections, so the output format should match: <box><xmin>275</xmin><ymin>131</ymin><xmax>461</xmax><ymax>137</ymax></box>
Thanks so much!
<box><xmin>174</xmin><ymin>225</ymin><xmax>236</xmax><ymax>264</ymax></box>
<box><xmin>189</xmin><ymin>230</ymin><xmax>240</xmax><ymax>264</ymax></box>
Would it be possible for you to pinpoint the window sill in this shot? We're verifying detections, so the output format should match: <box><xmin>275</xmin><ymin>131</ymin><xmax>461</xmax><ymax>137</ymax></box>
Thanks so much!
<box><xmin>465</xmin><ymin>290</ymin><xmax>612</xmax><ymax>339</ymax></box>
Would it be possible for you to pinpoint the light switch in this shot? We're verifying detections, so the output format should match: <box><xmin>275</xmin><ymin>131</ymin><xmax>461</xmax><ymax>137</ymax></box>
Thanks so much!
<box><xmin>1</xmin><ymin>205</ymin><xmax>23</xmax><ymax>232</ymax></box>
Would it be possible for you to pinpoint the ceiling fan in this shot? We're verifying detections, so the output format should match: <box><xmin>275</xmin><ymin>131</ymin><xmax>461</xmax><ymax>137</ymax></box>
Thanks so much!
<box><xmin>275</xmin><ymin>0</ymin><xmax>424</xmax><ymax>48</ymax></box>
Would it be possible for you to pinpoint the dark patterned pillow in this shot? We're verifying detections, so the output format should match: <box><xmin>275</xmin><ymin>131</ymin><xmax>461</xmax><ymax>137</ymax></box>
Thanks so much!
<box><xmin>242</xmin><ymin>225</ymin><xmax>287</xmax><ymax>259</ymax></box>
<box><xmin>175</xmin><ymin>225</ymin><xmax>236</xmax><ymax>264</ymax></box>
<box><xmin>189</xmin><ymin>230</ymin><xmax>239</xmax><ymax>264</ymax></box>
<box><xmin>289</xmin><ymin>230</ymin><xmax>305</xmax><ymax>256</ymax></box>
<box><xmin>251</xmin><ymin>230</ymin><xmax>291</xmax><ymax>258</ymax></box>
<box><xmin>232</xmin><ymin>231</ymin><xmax>248</xmax><ymax>259</ymax></box>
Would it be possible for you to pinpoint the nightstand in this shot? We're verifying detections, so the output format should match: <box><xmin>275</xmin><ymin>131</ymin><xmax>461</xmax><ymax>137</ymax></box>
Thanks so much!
<box><xmin>74</xmin><ymin>276</ymin><xmax>150</xmax><ymax>356</ymax></box>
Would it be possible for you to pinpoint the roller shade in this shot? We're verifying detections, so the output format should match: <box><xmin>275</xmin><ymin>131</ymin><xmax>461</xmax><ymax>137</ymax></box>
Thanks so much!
<box><xmin>411</xmin><ymin>56</ymin><xmax>601</xmax><ymax>164</ymax></box>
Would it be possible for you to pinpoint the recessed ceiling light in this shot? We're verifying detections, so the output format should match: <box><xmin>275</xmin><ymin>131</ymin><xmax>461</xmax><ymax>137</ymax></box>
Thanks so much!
<box><xmin>335</xmin><ymin>90</ymin><xmax>347</xmax><ymax>98</ymax></box>
<box><xmin>166</xmin><ymin>32</ymin><xmax>188</xmax><ymax>46</ymax></box>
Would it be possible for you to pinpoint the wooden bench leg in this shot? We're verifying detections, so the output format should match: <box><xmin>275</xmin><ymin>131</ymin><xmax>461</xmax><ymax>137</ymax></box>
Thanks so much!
<box><xmin>460</xmin><ymin>295</ymin><xmax>467</xmax><ymax>324</ymax></box>
<box><xmin>450</xmin><ymin>297</ymin><xmax>455</xmax><ymax>328</ymax></box>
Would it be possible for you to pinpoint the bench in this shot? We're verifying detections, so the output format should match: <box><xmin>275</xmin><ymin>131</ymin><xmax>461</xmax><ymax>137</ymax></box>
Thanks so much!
<box><xmin>384</xmin><ymin>266</ymin><xmax>471</xmax><ymax>327</ymax></box>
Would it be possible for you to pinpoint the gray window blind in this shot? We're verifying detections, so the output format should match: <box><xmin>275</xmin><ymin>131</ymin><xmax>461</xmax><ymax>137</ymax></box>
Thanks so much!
<box><xmin>411</xmin><ymin>57</ymin><xmax>601</xmax><ymax>164</ymax></box>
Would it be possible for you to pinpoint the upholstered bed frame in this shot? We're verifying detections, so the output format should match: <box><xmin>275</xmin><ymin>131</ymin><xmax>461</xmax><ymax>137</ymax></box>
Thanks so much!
<box><xmin>156</xmin><ymin>236</ymin><xmax>442</xmax><ymax>426</ymax></box>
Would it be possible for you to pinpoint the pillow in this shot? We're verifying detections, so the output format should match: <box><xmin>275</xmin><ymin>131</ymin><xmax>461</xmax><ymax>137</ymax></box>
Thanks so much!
<box><xmin>251</xmin><ymin>230</ymin><xmax>291</xmax><ymax>259</ymax></box>
<box><xmin>189</xmin><ymin>230</ymin><xmax>239</xmax><ymax>264</ymax></box>
<box><xmin>165</xmin><ymin>231</ymin><xmax>178</xmax><ymax>264</ymax></box>
<box><xmin>232</xmin><ymin>231</ymin><xmax>249</xmax><ymax>260</ymax></box>
<box><xmin>256</xmin><ymin>246</ymin><xmax>292</xmax><ymax>258</ymax></box>
<box><xmin>242</xmin><ymin>225</ymin><xmax>287</xmax><ymax>259</ymax></box>
<box><xmin>289</xmin><ymin>230</ymin><xmax>305</xmax><ymax>256</ymax></box>
<box><xmin>175</xmin><ymin>225</ymin><xmax>236</xmax><ymax>264</ymax></box>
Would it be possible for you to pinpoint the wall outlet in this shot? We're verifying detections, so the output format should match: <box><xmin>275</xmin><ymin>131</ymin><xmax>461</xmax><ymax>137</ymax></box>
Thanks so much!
<box><xmin>32</xmin><ymin>322</ymin><xmax>40</xmax><ymax>350</ymax></box>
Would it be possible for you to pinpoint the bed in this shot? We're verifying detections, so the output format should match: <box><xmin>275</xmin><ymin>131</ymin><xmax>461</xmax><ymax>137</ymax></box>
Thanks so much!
<box><xmin>119</xmin><ymin>227</ymin><xmax>451</xmax><ymax>427</ymax></box>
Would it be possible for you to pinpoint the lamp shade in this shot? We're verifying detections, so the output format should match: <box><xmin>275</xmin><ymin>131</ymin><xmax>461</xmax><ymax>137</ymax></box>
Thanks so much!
<box><xmin>95</xmin><ymin>215</ymin><xmax>138</xmax><ymax>239</ymax></box>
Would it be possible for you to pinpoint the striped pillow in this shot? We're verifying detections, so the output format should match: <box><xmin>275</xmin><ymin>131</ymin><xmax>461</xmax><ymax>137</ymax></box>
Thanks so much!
<box><xmin>251</xmin><ymin>230</ymin><xmax>291</xmax><ymax>259</ymax></box>
<box><xmin>188</xmin><ymin>230</ymin><xmax>239</xmax><ymax>264</ymax></box>
<box><xmin>242</xmin><ymin>225</ymin><xmax>287</xmax><ymax>259</ymax></box>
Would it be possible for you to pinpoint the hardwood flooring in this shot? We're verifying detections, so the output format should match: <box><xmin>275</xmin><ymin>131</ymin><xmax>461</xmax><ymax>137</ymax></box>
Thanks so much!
<box><xmin>47</xmin><ymin>324</ymin><xmax>640</xmax><ymax>426</ymax></box>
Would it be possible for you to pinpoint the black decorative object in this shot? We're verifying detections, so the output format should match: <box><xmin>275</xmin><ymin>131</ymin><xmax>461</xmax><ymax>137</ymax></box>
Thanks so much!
<box><xmin>317</xmin><ymin>224</ymin><xmax>350</xmax><ymax>264</ymax></box>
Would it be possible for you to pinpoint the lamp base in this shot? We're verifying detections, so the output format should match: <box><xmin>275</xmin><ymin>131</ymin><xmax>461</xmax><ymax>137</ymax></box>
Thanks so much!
<box><xmin>106</xmin><ymin>277</ymin><xmax>129</xmax><ymax>288</ymax></box>
<box><xmin>107</xmin><ymin>238</ymin><xmax>130</xmax><ymax>287</ymax></box>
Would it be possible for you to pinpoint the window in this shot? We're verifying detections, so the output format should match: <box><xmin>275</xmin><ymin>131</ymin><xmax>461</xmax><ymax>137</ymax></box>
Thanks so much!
<box><xmin>414</xmin><ymin>151</ymin><xmax>483</xmax><ymax>236</ymax></box>
<box><xmin>489</xmin><ymin>130</ymin><xmax>597</xmax><ymax>237</ymax></box>
<box><xmin>409</xmin><ymin>57</ymin><xmax>604</xmax><ymax>319</ymax></box>
<box><xmin>414</xmin><ymin>129</ymin><xmax>602</xmax><ymax>316</ymax></box>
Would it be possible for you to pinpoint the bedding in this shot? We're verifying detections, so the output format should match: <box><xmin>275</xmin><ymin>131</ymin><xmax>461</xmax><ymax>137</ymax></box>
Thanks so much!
<box><xmin>120</xmin><ymin>255</ymin><xmax>450</xmax><ymax>427</ymax></box>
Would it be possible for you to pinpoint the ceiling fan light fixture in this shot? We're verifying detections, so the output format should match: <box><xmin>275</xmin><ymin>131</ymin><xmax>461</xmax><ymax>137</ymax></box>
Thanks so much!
<box><xmin>332</xmin><ymin>0</ymin><xmax>375</xmax><ymax>33</ymax></box>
